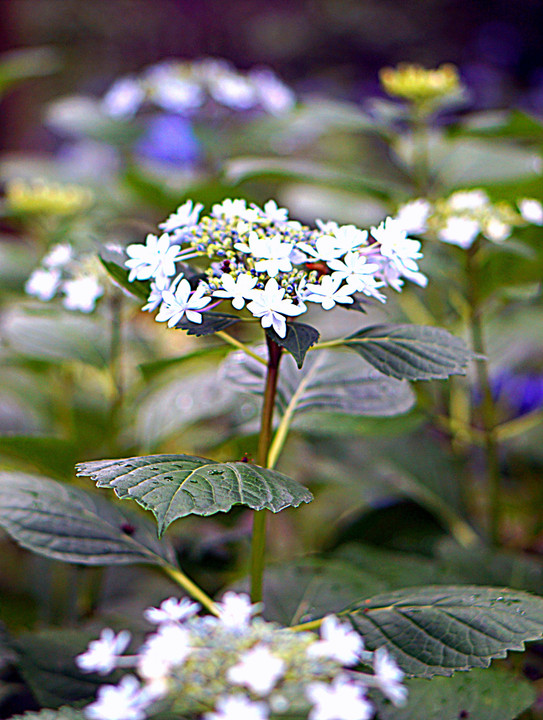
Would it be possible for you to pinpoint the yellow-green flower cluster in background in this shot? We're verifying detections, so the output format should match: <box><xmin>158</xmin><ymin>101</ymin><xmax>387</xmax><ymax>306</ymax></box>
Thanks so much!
<box><xmin>5</xmin><ymin>178</ymin><xmax>93</xmax><ymax>216</ymax></box>
<box><xmin>379</xmin><ymin>62</ymin><xmax>462</xmax><ymax>111</ymax></box>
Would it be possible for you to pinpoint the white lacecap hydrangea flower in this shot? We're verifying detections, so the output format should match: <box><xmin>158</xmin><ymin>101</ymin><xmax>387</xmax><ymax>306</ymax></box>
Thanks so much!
<box><xmin>125</xmin><ymin>197</ymin><xmax>428</xmax><ymax>337</ymax></box>
<box><xmin>77</xmin><ymin>593</ymin><xmax>407</xmax><ymax>720</ymax></box>
<box><xmin>25</xmin><ymin>268</ymin><xmax>61</xmax><ymax>301</ymax></box>
<box><xmin>519</xmin><ymin>198</ymin><xmax>543</xmax><ymax>225</ymax></box>
<box><xmin>63</xmin><ymin>276</ymin><xmax>104</xmax><ymax>313</ymax></box>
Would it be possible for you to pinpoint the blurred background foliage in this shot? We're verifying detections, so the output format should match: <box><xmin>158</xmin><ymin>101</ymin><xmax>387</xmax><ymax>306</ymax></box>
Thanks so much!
<box><xmin>1</xmin><ymin>1</ymin><xmax>543</xmax><ymax>719</ymax></box>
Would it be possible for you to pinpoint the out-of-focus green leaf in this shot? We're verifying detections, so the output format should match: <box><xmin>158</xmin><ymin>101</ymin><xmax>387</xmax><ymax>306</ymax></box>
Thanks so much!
<box><xmin>346</xmin><ymin>585</ymin><xmax>543</xmax><ymax>677</ymax></box>
<box><xmin>0</xmin><ymin>436</ymin><xmax>79</xmax><ymax>479</ymax></box>
<box><xmin>77</xmin><ymin>454</ymin><xmax>313</xmax><ymax>535</ymax></box>
<box><xmin>0</xmin><ymin>472</ymin><xmax>176</xmax><ymax>566</ymax></box>
<box><xmin>45</xmin><ymin>97</ymin><xmax>141</xmax><ymax>146</ymax></box>
<box><xmin>343</xmin><ymin>324</ymin><xmax>471</xmax><ymax>381</ymax></box>
<box><xmin>374</xmin><ymin>669</ymin><xmax>535</xmax><ymax>720</ymax></box>
<box><xmin>2</xmin><ymin>308</ymin><xmax>110</xmax><ymax>368</ymax></box>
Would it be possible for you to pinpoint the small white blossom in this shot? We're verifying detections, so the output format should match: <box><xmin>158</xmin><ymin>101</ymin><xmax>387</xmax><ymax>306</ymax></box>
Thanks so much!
<box><xmin>138</xmin><ymin>623</ymin><xmax>192</xmax><ymax>681</ymax></box>
<box><xmin>437</xmin><ymin>216</ymin><xmax>480</xmax><ymax>248</ymax></box>
<box><xmin>213</xmin><ymin>272</ymin><xmax>258</xmax><ymax>309</ymax></box>
<box><xmin>25</xmin><ymin>268</ymin><xmax>61</xmax><ymax>301</ymax></box>
<box><xmin>305</xmin><ymin>275</ymin><xmax>356</xmax><ymax>310</ymax></box>
<box><xmin>395</xmin><ymin>199</ymin><xmax>431</xmax><ymax>235</ymax></box>
<box><xmin>102</xmin><ymin>77</ymin><xmax>145</xmax><ymax>119</ymax></box>
<box><xmin>159</xmin><ymin>200</ymin><xmax>204</xmax><ymax>233</ymax></box>
<box><xmin>43</xmin><ymin>243</ymin><xmax>73</xmax><ymax>268</ymax></box>
<box><xmin>212</xmin><ymin>199</ymin><xmax>259</xmax><ymax>222</ymax></box>
<box><xmin>62</xmin><ymin>276</ymin><xmax>104</xmax><ymax>312</ymax></box>
<box><xmin>125</xmin><ymin>233</ymin><xmax>179</xmax><ymax>281</ymax></box>
<box><xmin>373</xmin><ymin>648</ymin><xmax>407</xmax><ymax>706</ymax></box>
<box><xmin>258</xmin><ymin>199</ymin><xmax>289</xmax><ymax>223</ymax></box>
<box><xmin>519</xmin><ymin>198</ymin><xmax>543</xmax><ymax>225</ymax></box>
<box><xmin>227</xmin><ymin>644</ymin><xmax>286</xmax><ymax>695</ymax></box>
<box><xmin>155</xmin><ymin>278</ymin><xmax>212</xmax><ymax>326</ymax></box>
<box><xmin>246</xmin><ymin>278</ymin><xmax>306</xmax><ymax>337</ymax></box>
<box><xmin>142</xmin><ymin>274</ymin><xmax>175</xmax><ymax>313</ymax></box>
<box><xmin>205</xmin><ymin>695</ymin><xmax>269</xmax><ymax>720</ymax></box>
<box><xmin>308</xmin><ymin>616</ymin><xmax>364</xmax><ymax>666</ymax></box>
<box><xmin>85</xmin><ymin>675</ymin><xmax>151</xmax><ymax>720</ymax></box>
<box><xmin>209</xmin><ymin>73</ymin><xmax>258</xmax><ymax>109</ymax></box>
<box><xmin>306</xmin><ymin>677</ymin><xmax>373</xmax><ymax>720</ymax></box>
<box><xmin>250</xmin><ymin>68</ymin><xmax>296</xmax><ymax>115</ymax></box>
<box><xmin>147</xmin><ymin>65</ymin><xmax>203</xmax><ymax>112</ymax></box>
<box><xmin>143</xmin><ymin>597</ymin><xmax>200</xmax><ymax>625</ymax></box>
<box><xmin>235</xmin><ymin>232</ymin><xmax>294</xmax><ymax>277</ymax></box>
<box><xmin>371</xmin><ymin>218</ymin><xmax>423</xmax><ymax>276</ymax></box>
<box><xmin>327</xmin><ymin>252</ymin><xmax>379</xmax><ymax>287</ymax></box>
<box><xmin>216</xmin><ymin>592</ymin><xmax>260</xmax><ymax>629</ymax></box>
<box><xmin>329</xmin><ymin>225</ymin><xmax>368</xmax><ymax>253</ymax></box>
<box><xmin>448</xmin><ymin>189</ymin><xmax>489</xmax><ymax>211</ymax></box>
<box><xmin>76</xmin><ymin>629</ymin><xmax>131</xmax><ymax>675</ymax></box>
<box><xmin>483</xmin><ymin>217</ymin><xmax>511</xmax><ymax>243</ymax></box>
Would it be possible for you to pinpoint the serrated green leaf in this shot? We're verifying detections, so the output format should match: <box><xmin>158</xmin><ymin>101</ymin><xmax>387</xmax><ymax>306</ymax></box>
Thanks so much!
<box><xmin>265</xmin><ymin>322</ymin><xmax>319</xmax><ymax>368</ymax></box>
<box><xmin>76</xmin><ymin>454</ymin><xmax>313</xmax><ymax>534</ymax></box>
<box><xmin>0</xmin><ymin>472</ymin><xmax>176</xmax><ymax>566</ymax></box>
<box><xmin>223</xmin><ymin>349</ymin><xmax>415</xmax><ymax>420</ymax></box>
<box><xmin>374</xmin><ymin>669</ymin><xmax>535</xmax><ymax>720</ymax></box>
<box><xmin>176</xmin><ymin>312</ymin><xmax>241</xmax><ymax>336</ymax></box>
<box><xmin>343</xmin><ymin>324</ymin><xmax>471</xmax><ymax>381</ymax></box>
<box><xmin>346</xmin><ymin>585</ymin><xmax>543</xmax><ymax>678</ymax></box>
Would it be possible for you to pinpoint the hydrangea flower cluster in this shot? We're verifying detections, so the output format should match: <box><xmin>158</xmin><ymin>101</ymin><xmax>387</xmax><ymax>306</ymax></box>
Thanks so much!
<box><xmin>77</xmin><ymin>592</ymin><xmax>407</xmax><ymax>720</ymax></box>
<box><xmin>25</xmin><ymin>242</ymin><xmax>104</xmax><ymax>313</ymax></box>
<box><xmin>395</xmin><ymin>190</ymin><xmax>543</xmax><ymax>249</ymax></box>
<box><xmin>102</xmin><ymin>58</ymin><xmax>295</xmax><ymax>119</ymax></box>
<box><xmin>125</xmin><ymin>199</ymin><xmax>427</xmax><ymax>338</ymax></box>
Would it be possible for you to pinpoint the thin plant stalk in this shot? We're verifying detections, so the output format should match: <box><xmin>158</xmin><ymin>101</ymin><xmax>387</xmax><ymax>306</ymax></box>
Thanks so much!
<box><xmin>250</xmin><ymin>335</ymin><xmax>283</xmax><ymax>603</ymax></box>
<box><xmin>109</xmin><ymin>290</ymin><xmax>124</xmax><ymax>453</ymax></box>
<box><xmin>466</xmin><ymin>243</ymin><xmax>502</xmax><ymax>545</ymax></box>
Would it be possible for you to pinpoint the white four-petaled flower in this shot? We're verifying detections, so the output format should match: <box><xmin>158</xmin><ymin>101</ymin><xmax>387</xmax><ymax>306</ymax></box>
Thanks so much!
<box><xmin>246</xmin><ymin>278</ymin><xmax>305</xmax><ymax>337</ymax></box>
<box><xmin>306</xmin><ymin>677</ymin><xmax>373</xmax><ymax>720</ymax></box>
<box><xmin>437</xmin><ymin>216</ymin><xmax>480</xmax><ymax>248</ymax></box>
<box><xmin>308</xmin><ymin>615</ymin><xmax>364</xmax><ymax>666</ymax></box>
<box><xmin>143</xmin><ymin>597</ymin><xmax>200</xmax><ymax>625</ymax></box>
<box><xmin>25</xmin><ymin>268</ymin><xmax>61</xmax><ymax>301</ymax></box>
<box><xmin>371</xmin><ymin>218</ymin><xmax>423</xmax><ymax>276</ymax></box>
<box><xmin>213</xmin><ymin>272</ymin><xmax>258</xmax><ymax>309</ymax></box>
<box><xmin>62</xmin><ymin>276</ymin><xmax>104</xmax><ymax>313</ymax></box>
<box><xmin>155</xmin><ymin>278</ymin><xmax>212</xmax><ymax>326</ymax></box>
<box><xmin>76</xmin><ymin>629</ymin><xmax>131</xmax><ymax>676</ymax></box>
<box><xmin>227</xmin><ymin>644</ymin><xmax>286</xmax><ymax>695</ymax></box>
<box><xmin>125</xmin><ymin>233</ymin><xmax>179</xmax><ymax>281</ymax></box>
<box><xmin>159</xmin><ymin>200</ymin><xmax>204</xmax><ymax>233</ymax></box>
<box><xmin>216</xmin><ymin>591</ymin><xmax>260</xmax><ymax>629</ymax></box>
<box><xmin>305</xmin><ymin>275</ymin><xmax>356</xmax><ymax>310</ymax></box>
<box><xmin>85</xmin><ymin>675</ymin><xmax>152</xmax><ymax>720</ymax></box>
<box><xmin>205</xmin><ymin>695</ymin><xmax>269</xmax><ymax>720</ymax></box>
<box><xmin>373</xmin><ymin>647</ymin><xmax>407</xmax><ymax>706</ymax></box>
<box><xmin>137</xmin><ymin>623</ymin><xmax>192</xmax><ymax>681</ymax></box>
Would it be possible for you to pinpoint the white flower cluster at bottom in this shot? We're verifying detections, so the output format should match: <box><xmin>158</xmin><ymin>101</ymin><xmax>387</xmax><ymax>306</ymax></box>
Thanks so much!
<box><xmin>76</xmin><ymin>593</ymin><xmax>407</xmax><ymax>720</ymax></box>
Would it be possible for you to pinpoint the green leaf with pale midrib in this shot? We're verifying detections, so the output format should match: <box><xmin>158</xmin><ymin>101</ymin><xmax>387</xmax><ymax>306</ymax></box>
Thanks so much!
<box><xmin>345</xmin><ymin>585</ymin><xmax>543</xmax><ymax>678</ymax></box>
<box><xmin>0</xmin><ymin>472</ymin><xmax>175</xmax><ymax>566</ymax></box>
<box><xmin>343</xmin><ymin>324</ymin><xmax>472</xmax><ymax>381</ymax></box>
<box><xmin>76</xmin><ymin>454</ymin><xmax>313</xmax><ymax>535</ymax></box>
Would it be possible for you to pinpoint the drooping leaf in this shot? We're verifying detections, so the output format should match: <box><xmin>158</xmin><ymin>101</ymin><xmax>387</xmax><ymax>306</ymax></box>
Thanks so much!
<box><xmin>76</xmin><ymin>454</ymin><xmax>313</xmax><ymax>535</ymax></box>
<box><xmin>13</xmin><ymin>629</ymin><xmax>110</xmax><ymax>708</ymax></box>
<box><xmin>2</xmin><ymin>309</ymin><xmax>110</xmax><ymax>368</ymax></box>
<box><xmin>265</xmin><ymin>322</ymin><xmax>320</xmax><ymax>368</ymax></box>
<box><xmin>222</xmin><ymin>349</ymin><xmax>415</xmax><ymax>421</ymax></box>
<box><xmin>345</xmin><ymin>585</ymin><xmax>543</xmax><ymax>677</ymax></box>
<box><xmin>99</xmin><ymin>254</ymin><xmax>150</xmax><ymax>301</ymax></box>
<box><xmin>343</xmin><ymin>324</ymin><xmax>471</xmax><ymax>381</ymax></box>
<box><xmin>374</xmin><ymin>669</ymin><xmax>535</xmax><ymax>720</ymax></box>
<box><xmin>176</xmin><ymin>312</ymin><xmax>241</xmax><ymax>336</ymax></box>
<box><xmin>0</xmin><ymin>472</ymin><xmax>176</xmax><ymax>566</ymax></box>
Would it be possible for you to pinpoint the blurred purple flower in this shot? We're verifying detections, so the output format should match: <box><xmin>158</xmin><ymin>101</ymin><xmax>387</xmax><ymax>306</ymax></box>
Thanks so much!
<box><xmin>135</xmin><ymin>114</ymin><xmax>200</xmax><ymax>167</ymax></box>
<box><xmin>488</xmin><ymin>369</ymin><xmax>543</xmax><ymax>418</ymax></box>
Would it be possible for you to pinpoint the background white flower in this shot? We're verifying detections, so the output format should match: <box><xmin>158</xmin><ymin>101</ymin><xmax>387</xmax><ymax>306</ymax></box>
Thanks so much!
<box><xmin>205</xmin><ymin>695</ymin><xmax>269</xmax><ymax>720</ymax></box>
<box><xmin>143</xmin><ymin>597</ymin><xmax>200</xmax><ymax>625</ymax></box>
<box><xmin>25</xmin><ymin>268</ymin><xmax>61</xmax><ymax>301</ymax></box>
<box><xmin>519</xmin><ymin>198</ymin><xmax>543</xmax><ymax>225</ymax></box>
<box><xmin>85</xmin><ymin>676</ymin><xmax>151</xmax><ymax>720</ymax></box>
<box><xmin>62</xmin><ymin>276</ymin><xmax>104</xmax><ymax>312</ymax></box>
<box><xmin>227</xmin><ymin>645</ymin><xmax>286</xmax><ymax>695</ymax></box>
<box><xmin>306</xmin><ymin>678</ymin><xmax>373</xmax><ymax>720</ymax></box>
<box><xmin>155</xmin><ymin>278</ymin><xmax>212</xmax><ymax>326</ymax></box>
<box><xmin>308</xmin><ymin>616</ymin><xmax>364</xmax><ymax>666</ymax></box>
<box><xmin>216</xmin><ymin>591</ymin><xmax>260</xmax><ymax>629</ymax></box>
<box><xmin>76</xmin><ymin>629</ymin><xmax>131</xmax><ymax>675</ymax></box>
<box><xmin>437</xmin><ymin>216</ymin><xmax>480</xmax><ymax>248</ymax></box>
<box><xmin>373</xmin><ymin>648</ymin><xmax>407</xmax><ymax>706</ymax></box>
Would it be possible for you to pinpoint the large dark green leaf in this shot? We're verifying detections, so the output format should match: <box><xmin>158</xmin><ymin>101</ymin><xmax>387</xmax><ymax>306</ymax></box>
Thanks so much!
<box><xmin>346</xmin><ymin>585</ymin><xmax>543</xmax><ymax>678</ymax></box>
<box><xmin>77</xmin><ymin>454</ymin><xmax>313</xmax><ymax>535</ymax></box>
<box><xmin>176</xmin><ymin>312</ymin><xmax>241</xmax><ymax>336</ymax></box>
<box><xmin>374</xmin><ymin>668</ymin><xmax>535</xmax><ymax>720</ymax></box>
<box><xmin>223</xmin><ymin>348</ymin><xmax>415</xmax><ymax>420</ymax></box>
<box><xmin>0</xmin><ymin>472</ymin><xmax>176</xmax><ymax>566</ymax></box>
<box><xmin>13</xmin><ymin>629</ymin><xmax>109</xmax><ymax>708</ymax></box>
<box><xmin>343</xmin><ymin>324</ymin><xmax>471</xmax><ymax>381</ymax></box>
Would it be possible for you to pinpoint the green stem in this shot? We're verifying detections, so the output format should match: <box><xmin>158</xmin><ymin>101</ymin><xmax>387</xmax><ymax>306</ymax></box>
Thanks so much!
<box><xmin>109</xmin><ymin>291</ymin><xmax>124</xmax><ymax>452</ymax></box>
<box><xmin>216</xmin><ymin>331</ymin><xmax>267</xmax><ymax>365</ymax></box>
<box><xmin>163</xmin><ymin>565</ymin><xmax>219</xmax><ymax>616</ymax></box>
<box><xmin>466</xmin><ymin>245</ymin><xmax>502</xmax><ymax>545</ymax></box>
<box><xmin>250</xmin><ymin>335</ymin><xmax>282</xmax><ymax>603</ymax></box>
<box><xmin>412</xmin><ymin>107</ymin><xmax>431</xmax><ymax>195</ymax></box>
